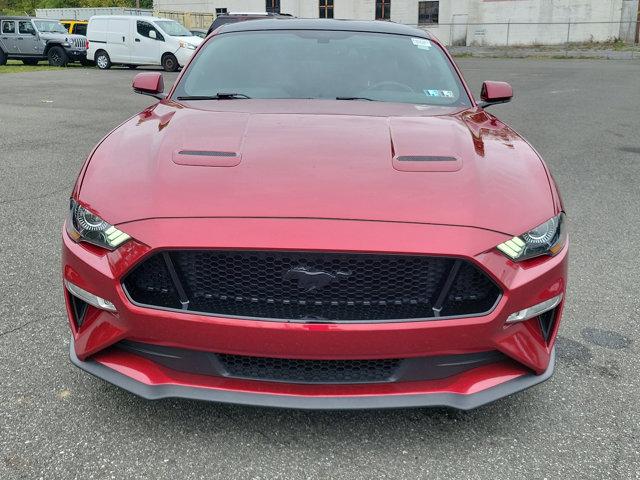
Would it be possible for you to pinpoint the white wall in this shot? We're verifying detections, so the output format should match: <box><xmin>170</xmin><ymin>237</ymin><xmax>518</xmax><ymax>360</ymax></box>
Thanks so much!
<box><xmin>153</xmin><ymin>0</ymin><xmax>636</xmax><ymax>45</ymax></box>
<box><xmin>465</xmin><ymin>0</ymin><xmax>626</xmax><ymax>46</ymax></box>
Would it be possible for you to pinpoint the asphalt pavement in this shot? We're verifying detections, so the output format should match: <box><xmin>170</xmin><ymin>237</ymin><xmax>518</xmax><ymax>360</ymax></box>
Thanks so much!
<box><xmin>1</xmin><ymin>59</ymin><xmax>639</xmax><ymax>479</ymax></box>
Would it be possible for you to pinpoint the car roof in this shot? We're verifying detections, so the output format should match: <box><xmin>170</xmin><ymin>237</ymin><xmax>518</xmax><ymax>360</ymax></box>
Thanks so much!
<box><xmin>218</xmin><ymin>18</ymin><xmax>432</xmax><ymax>38</ymax></box>
<box><xmin>89</xmin><ymin>15</ymin><xmax>167</xmax><ymax>22</ymax></box>
<box><xmin>0</xmin><ymin>16</ymin><xmax>36</xmax><ymax>21</ymax></box>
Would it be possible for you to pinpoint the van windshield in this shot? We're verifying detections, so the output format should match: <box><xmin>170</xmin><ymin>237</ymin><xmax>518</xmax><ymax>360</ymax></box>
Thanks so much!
<box><xmin>33</xmin><ymin>20</ymin><xmax>67</xmax><ymax>34</ymax></box>
<box><xmin>155</xmin><ymin>20</ymin><xmax>192</xmax><ymax>37</ymax></box>
<box><xmin>174</xmin><ymin>30</ymin><xmax>471</xmax><ymax>107</ymax></box>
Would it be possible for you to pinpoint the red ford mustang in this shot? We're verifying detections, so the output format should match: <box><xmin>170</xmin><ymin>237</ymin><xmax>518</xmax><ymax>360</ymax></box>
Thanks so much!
<box><xmin>63</xmin><ymin>19</ymin><xmax>568</xmax><ymax>409</ymax></box>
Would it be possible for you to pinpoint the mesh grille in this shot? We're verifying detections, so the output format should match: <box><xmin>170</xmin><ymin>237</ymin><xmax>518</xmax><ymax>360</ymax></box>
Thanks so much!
<box><xmin>122</xmin><ymin>250</ymin><xmax>500</xmax><ymax>321</ymax></box>
<box><xmin>218</xmin><ymin>354</ymin><xmax>400</xmax><ymax>383</ymax></box>
<box><xmin>123</xmin><ymin>254</ymin><xmax>181</xmax><ymax>309</ymax></box>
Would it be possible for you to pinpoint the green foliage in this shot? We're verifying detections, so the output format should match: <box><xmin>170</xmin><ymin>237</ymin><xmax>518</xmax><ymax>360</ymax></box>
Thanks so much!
<box><xmin>0</xmin><ymin>0</ymin><xmax>152</xmax><ymax>16</ymax></box>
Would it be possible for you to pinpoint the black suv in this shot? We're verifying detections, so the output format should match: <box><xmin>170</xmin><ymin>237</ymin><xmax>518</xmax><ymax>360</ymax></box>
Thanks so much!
<box><xmin>206</xmin><ymin>12</ymin><xmax>292</xmax><ymax>36</ymax></box>
<box><xmin>0</xmin><ymin>16</ymin><xmax>88</xmax><ymax>66</ymax></box>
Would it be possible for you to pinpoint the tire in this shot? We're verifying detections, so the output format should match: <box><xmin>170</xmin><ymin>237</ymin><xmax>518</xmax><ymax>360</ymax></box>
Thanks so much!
<box><xmin>80</xmin><ymin>59</ymin><xmax>94</xmax><ymax>67</ymax></box>
<box><xmin>126</xmin><ymin>64</ymin><xmax>138</xmax><ymax>69</ymax></box>
<box><xmin>95</xmin><ymin>50</ymin><xmax>111</xmax><ymax>70</ymax></box>
<box><xmin>47</xmin><ymin>46</ymin><xmax>68</xmax><ymax>67</ymax></box>
<box><xmin>0</xmin><ymin>49</ymin><xmax>7</xmax><ymax>66</ymax></box>
<box><xmin>22</xmin><ymin>59</ymin><xmax>39</xmax><ymax>66</ymax></box>
<box><xmin>161</xmin><ymin>53</ymin><xmax>179</xmax><ymax>72</ymax></box>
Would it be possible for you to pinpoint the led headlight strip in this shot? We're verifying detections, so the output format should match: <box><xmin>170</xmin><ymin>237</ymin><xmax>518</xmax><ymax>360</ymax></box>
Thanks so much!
<box><xmin>497</xmin><ymin>213</ymin><xmax>566</xmax><ymax>262</ymax></box>
<box><xmin>68</xmin><ymin>199</ymin><xmax>131</xmax><ymax>250</ymax></box>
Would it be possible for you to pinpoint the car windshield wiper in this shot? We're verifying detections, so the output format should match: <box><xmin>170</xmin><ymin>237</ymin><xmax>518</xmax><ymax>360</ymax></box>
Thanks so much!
<box><xmin>335</xmin><ymin>96</ymin><xmax>375</xmax><ymax>101</ymax></box>
<box><xmin>177</xmin><ymin>93</ymin><xmax>251</xmax><ymax>100</ymax></box>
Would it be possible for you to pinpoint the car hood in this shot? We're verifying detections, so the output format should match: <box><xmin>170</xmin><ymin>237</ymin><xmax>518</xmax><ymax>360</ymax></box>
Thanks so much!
<box><xmin>79</xmin><ymin>100</ymin><xmax>555</xmax><ymax>236</ymax></box>
<box><xmin>40</xmin><ymin>32</ymin><xmax>77</xmax><ymax>41</ymax></box>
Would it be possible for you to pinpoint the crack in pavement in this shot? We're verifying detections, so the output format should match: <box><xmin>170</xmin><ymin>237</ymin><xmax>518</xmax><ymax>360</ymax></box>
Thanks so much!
<box><xmin>0</xmin><ymin>186</ymin><xmax>69</xmax><ymax>205</ymax></box>
<box><xmin>0</xmin><ymin>314</ymin><xmax>63</xmax><ymax>338</ymax></box>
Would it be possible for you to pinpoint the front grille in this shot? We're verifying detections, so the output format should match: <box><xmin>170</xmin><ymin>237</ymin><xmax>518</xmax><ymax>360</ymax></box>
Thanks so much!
<box><xmin>218</xmin><ymin>354</ymin><xmax>400</xmax><ymax>383</ymax></box>
<box><xmin>122</xmin><ymin>250</ymin><xmax>500</xmax><ymax>322</ymax></box>
<box><xmin>70</xmin><ymin>37</ymin><xmax>87</xmax><ymax>49</ymax></box>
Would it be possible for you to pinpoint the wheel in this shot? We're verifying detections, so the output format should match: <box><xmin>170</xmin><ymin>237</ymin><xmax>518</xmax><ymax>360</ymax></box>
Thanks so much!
<box><xmin>47</xmin><ymin>46</ymin><xmax>68</xmax><ymax>67</ymax></box>
<box><xmin>22</xmin><ymin>59</ymin><xmax>39</xmax><ymax>66</ymax></box>
<box><xmin>0</xmin><ymin>49</ymin><xmax>7</xmax><ymax>66</ymax></box>
<box><xmin>126</xmin><ymin>64</ymin><xmax>138</xmax><ymax>69</ymax></box>
<box><xmin>95</xmin><ymin>50</ymin><xmax>111</xmax><ymax>70</ymax></box>
<box><xmin>161</xmin><ymin>53</ymin><xmax>179</xmax><ymax>72</ymax></box>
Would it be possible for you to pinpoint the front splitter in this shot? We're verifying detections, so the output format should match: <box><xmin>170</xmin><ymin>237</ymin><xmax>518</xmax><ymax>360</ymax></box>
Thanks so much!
<box><xmin>69</xmin><ymin>341</ymin><xmax>555</xmax><ymax>411</ymax></box>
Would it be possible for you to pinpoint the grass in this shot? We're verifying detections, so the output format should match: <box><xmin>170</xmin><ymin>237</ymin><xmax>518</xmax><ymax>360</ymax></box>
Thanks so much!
<box><xmin>0</xmin><ymin>59</ymin><xmax>90</xmax><ymax>74</ymax></box>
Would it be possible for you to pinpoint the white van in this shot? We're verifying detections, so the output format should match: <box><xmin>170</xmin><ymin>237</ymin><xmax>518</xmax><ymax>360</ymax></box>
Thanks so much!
<box><xmin>87</xmin><ymin>15</ymin><xmax>203</xmax><ymax>71</ymax></box>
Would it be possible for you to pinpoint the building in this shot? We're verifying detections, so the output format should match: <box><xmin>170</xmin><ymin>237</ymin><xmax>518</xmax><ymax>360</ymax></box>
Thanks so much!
<box><xmin>154</xmin><ymin>0</ymin><xmax>639</xmax><ymax>45</ymax></box>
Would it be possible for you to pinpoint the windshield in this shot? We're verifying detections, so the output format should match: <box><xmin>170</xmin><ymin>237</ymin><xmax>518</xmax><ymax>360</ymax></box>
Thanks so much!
<box><xmin>155</xmin><ymin>20</ymin><xmax>192</xmax><ymax>37</ymax></box>
<box><xmin>33</xmin><ymin>20</ymin><xmax>67</xmax><ymax>34</ymax></box>
<box><xmin>174</xmin><ymin>30</ymin><xmax>471</xmax><ymax>106</ymax></box>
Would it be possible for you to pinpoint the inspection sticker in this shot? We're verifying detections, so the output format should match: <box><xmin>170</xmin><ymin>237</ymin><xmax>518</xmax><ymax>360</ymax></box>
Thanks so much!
<box><xmin>441</xmin><ymin>90</ymin><xmax>454</xmax><ymax>98</ymax></box>
<box><xmin>424</xmin><ymin>89</ymin><xmax>440</xmax><ymax>97</ymax></box>
<box><xmin>411</xmin><ymin>38</ymin><xmax>432</xmax><ymax>50</ymax></box>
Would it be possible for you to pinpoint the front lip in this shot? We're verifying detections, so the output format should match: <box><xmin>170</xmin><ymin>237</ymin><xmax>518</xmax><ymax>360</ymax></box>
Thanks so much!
<box><xmin>70</xmin><ymin>341</ymin><xmax>556</xmax><ymax>410</ymax></box>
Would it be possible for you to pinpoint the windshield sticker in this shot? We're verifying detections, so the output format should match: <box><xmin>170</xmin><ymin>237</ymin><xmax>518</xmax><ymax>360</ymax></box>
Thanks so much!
<box><xmin>411</xmin><ymin>38</ymin><xmax>432</xmax><ymax>50</ymax></box>
<box><xmin>424</xmin><ymin>89</ymin><xmax>454</xmax><ymax>98</ymax></box>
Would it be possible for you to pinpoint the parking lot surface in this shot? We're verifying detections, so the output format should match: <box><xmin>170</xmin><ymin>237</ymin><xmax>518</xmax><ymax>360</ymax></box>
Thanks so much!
<box><xmin>1</xmin><ymin>60</ymin><xmax>639</xmax><ymax>479</ymax></box>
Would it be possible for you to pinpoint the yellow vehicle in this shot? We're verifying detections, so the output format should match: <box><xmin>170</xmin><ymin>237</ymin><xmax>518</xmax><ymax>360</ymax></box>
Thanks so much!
<box><xmin>60</xmin><ymin>20</ymin><xmax>88</xmax><ymax>36</ymax></box>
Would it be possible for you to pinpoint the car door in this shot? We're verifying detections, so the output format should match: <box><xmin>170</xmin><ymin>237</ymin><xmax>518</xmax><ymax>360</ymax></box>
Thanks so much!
<box><xmin>106</xmin><ymin>18</ymin><xmax>131</xmax><ymax>63</ymax></box>
<box><xmin>1</xmin><ymin>20</ymin><xmax>18</xmax><ymax>55</ymax></box>
<box><xmin>17</xmin><ymin>20</ymin><xmax>40</xmax><ymax>55</ymax></box>
<box><xmin>132</xmin><ymin>20</ymin><xmax>164</xmax><ymax>64</ymax></box>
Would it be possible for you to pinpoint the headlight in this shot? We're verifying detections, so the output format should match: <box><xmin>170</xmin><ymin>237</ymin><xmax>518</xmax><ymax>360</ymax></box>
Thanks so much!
<box><xmin>497</xmin><ymin>213</ymin><xmax>566</xmax><ymax>261</ymax></box>
<box><xmin>67</xmin><ymin>199</ymin><xmax>131</xmax><ymax>250</ymax></box>
<box><xmin>179</xmin><ymin>41</ymin><xmax>196</xmax><ymax>50</ymax></box>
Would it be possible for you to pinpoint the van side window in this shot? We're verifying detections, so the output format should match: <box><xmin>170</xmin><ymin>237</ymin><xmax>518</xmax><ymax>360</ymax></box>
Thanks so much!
<box><xmin>137</xmin><ymin>21</ymin><xmax>163</xmax><ymax>41</ymax></box>
<box><xmin>2</xmin><ymin>21</ymin><xmax>16</xmax><ymax>34</ymax></box>
<box><xmin>18</xmin><ymin>21</ymin><xmax>35</xmax><ymax>35</ymax></box>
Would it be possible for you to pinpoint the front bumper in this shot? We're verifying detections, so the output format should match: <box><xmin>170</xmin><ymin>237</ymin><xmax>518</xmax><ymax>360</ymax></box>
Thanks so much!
<box><xmin>175</xmin><ymin>47</ymin><xmax>195</xmax><ymax>67</ymax></box>
<box><xmin>64</xmin><ymin>48</ymin><xmax>87</xmax><ymax>61</ymax></box>
<box><xmin>63</xmin><ymin>217</ymin><xmax>568</xmax><ymax>409</ymax></box>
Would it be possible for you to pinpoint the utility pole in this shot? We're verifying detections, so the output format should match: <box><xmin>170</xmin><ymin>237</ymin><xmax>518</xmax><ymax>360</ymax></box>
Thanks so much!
<box><xmin>636</xmin><ymin>0</ymin><xmax>639</xmax><ymax>44</ymax></box>
<box><xmin>136</xmin><ymin>0</ymin><xmax>140</xmax><ymax>9</ymax></box>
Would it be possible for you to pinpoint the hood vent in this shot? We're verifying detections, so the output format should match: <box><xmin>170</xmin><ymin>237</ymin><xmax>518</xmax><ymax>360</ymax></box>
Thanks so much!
<box><xmin>396</xmin><ymin>155</ymin><xmax>457</xmax><ymax>162</ymax></box>
<box><xmin>392</xmin><ymin>155</ymin><xmax>462</xmax><ymax>173</ymax></box>
<box><xmin>173</xmin><ymin>150</ymin><xmax>241</xmax><ymax>167</ymax></box>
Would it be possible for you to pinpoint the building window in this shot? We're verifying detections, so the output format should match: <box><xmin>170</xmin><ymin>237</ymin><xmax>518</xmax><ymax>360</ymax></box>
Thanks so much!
<box><xmin>375</xmin><ymin>0</ymin><xmax>390</xmax><ymax>20</ymax></box>
<box><xmin>418</xmin><ymin>1</ymin><xmax>439</xmax><ymax>24</ymax></box>
<box><xmin>266</xmin><ymin>0</ymin><xmax>280</xmax><ymax>13</ymax></box>
<box><xmin>319</xmin><ymin>0</ymin><xmax>334</xmax><ymax>18</ymax></box>
<box><xmin>215</xmin><ymin>8</ymin><xmax>228</xmax><ymax>15</ymax></box>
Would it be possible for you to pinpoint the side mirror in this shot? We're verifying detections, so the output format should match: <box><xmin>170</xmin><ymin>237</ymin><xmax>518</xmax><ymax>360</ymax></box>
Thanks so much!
<box><xmin>149</xmin><ymin>30</ymin><xmax>157</xmax><ymax>40</ymax></box>
<box><xmin>478</xmin><ymin>81</ymin><xmax>513</xmax><ymax>108</ymax></box>
<box><xmin>132</xmin><ymin>72</ymin><xmax>166</xmax><ymax>100</ymax></box>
